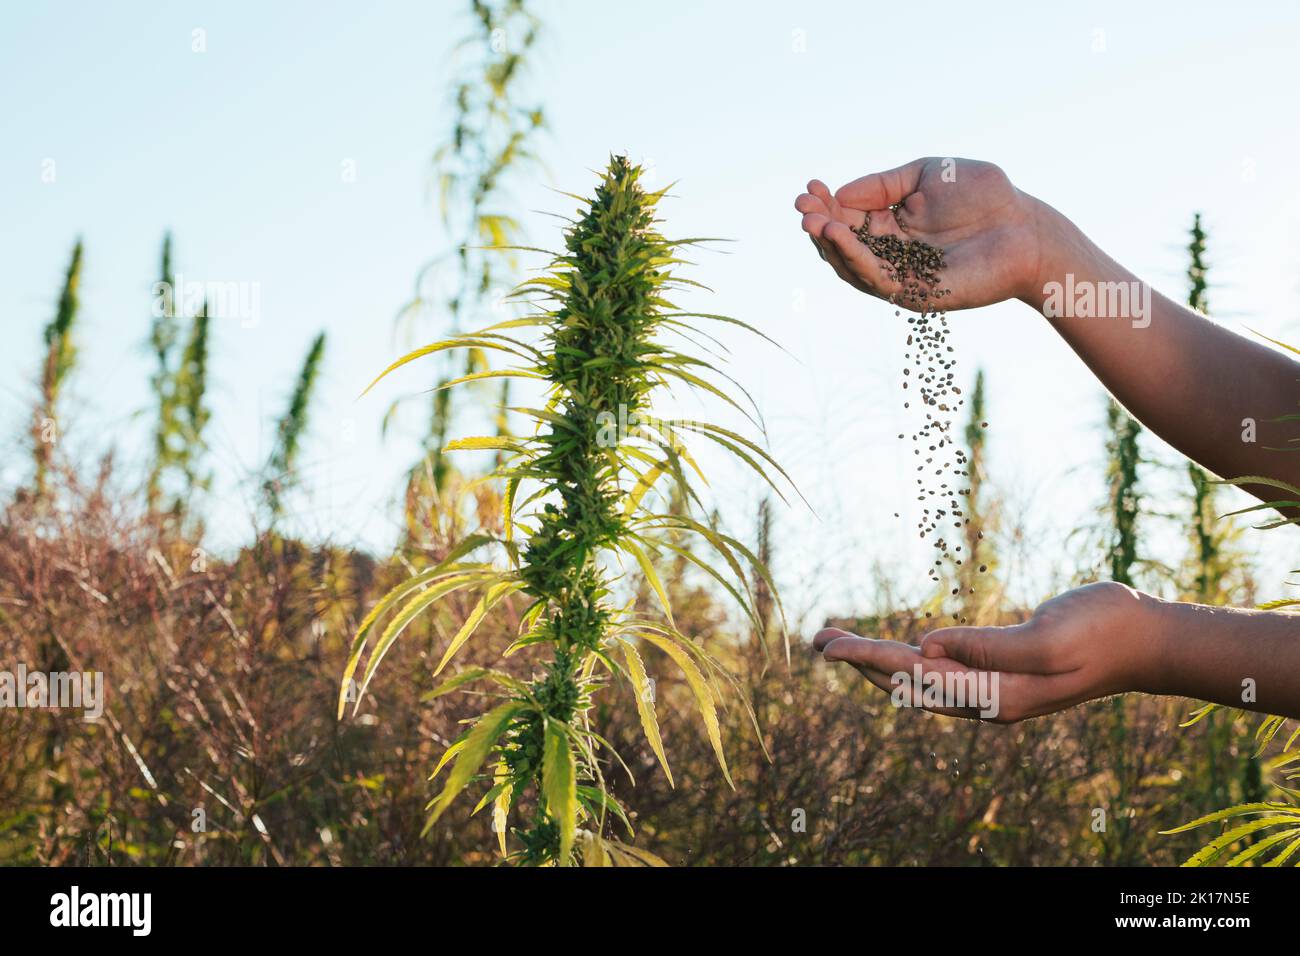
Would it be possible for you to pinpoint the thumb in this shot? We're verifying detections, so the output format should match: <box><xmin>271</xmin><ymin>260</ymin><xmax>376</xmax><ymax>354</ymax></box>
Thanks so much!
<box><xmin>921</xmin><ymin>622</ymin><xmax>1050</xmax><ymax>673</ymax></box>
<box><xmin>834</xmin><ymin>159</ymin><xmax>925</xmax><ymax>209</ymax></box>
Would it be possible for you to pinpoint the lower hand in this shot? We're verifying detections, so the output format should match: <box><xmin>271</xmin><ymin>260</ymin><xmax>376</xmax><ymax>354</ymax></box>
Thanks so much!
<box><xmin>813</xmin><ymin>582</ymin><xmax>1161</xmax><ymax>723</ymax></box>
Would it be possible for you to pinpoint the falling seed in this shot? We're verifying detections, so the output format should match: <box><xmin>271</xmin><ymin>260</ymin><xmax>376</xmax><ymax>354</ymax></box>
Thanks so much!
<box><xmin>855</xmin><ymin>225</ymin><xmax>989</xmax><ymax>623</ymax></box>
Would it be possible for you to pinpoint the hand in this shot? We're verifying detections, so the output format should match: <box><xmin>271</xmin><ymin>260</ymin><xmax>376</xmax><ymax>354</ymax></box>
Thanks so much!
<box><xmin>813</xmin><ymin>582</ymin><xmax>1161</xmax><ymax>723</ymax></box>
<box><xmin>794</xmin><ymin>157</ymin><xmax>1048</xmax><ymax>312</ymax></box>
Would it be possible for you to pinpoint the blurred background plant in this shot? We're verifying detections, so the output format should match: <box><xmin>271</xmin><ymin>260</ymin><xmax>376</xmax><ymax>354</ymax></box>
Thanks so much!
<box><xmin>387</xmin><ymin>0</ymin><xmax>545</xmax><ymax>511</ymax></box>
<box><xmin>28</xmin><ymin>238</ymin><xmax>82</xmax><ymax>503</ymax></box>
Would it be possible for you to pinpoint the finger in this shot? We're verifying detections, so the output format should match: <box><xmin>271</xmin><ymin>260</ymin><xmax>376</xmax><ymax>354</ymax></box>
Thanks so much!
<box><xmin>812</xmin><ymin>626</ymin><xmax>856</xmax><ymax>652</ymax></box>
<box><xmin>801</xmin><ymin>217</ymin><xmax>873</xmax><ymax>293</ymax></box>
<box><xmin>920</xmin><ymin>622</ymin><xmax>1058</xmax><ymax>674</ymax></box>
<box><xmin>799</xmin><ymin>212</ymin><xmax>836</xmax><ymax>267</ymax></box>
<box><xmin>795</xmin><ymin>191</ymin><xmax>829</xmax><ymax>217</ymax></box>
<box><xmin>821</xmin><ymin>636</ymin><xmax>919</xmax><ymax>699</ymax></box>
<box><xmin>823</xmin><ymin>637</ymin><xmax>982</xmax><ymax>719</ymax></box>
<box><xmin>800</xmin><ymin>210</ymin><xmax>830</xmax><ymax>237</ymax></box>
<box><xmin>821</xmin><ymin>635</ymin><xmax>915</xmax><ymax>671</ymax></box>
<box><xmin>835</xmin><ymin>159</ymin><xmax>926</xmax><ymax>210</ymax></box>
<box><xmin>823</xmin><ymin>221</ymin><xmax>903</xmax><ymax>296</ymax></box>
<box><xmin>808</xmin><ymin>179</ymin><xmax>866</xmax><ymax>228</ymax></box>
<box><xmin>817</xmin><ymin>236</ymin><xmax>873</xmax><ymax>293</ymax></box>
<box><xmin>799</xmin><ymin>195</ymin><xmax>865</xmax><ymax>233</ymax></box>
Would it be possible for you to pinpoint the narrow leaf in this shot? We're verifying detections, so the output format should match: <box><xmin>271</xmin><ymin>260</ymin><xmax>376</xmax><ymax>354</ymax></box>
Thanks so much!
<box><xmin>542</xmin><ymin>718</ymin><xmax>577</xmax><ymax>865</ymax></box>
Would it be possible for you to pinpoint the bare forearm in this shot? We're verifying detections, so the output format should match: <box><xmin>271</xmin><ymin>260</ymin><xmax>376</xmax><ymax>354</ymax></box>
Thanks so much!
<box><xmin>1136</xmin><ymin>598</ymin><xmax>1300</xmax><ymax>719</ymax></box>
<box><xmin>1019</xmin><ymin>195</ymin><xmax>1300</xmax><ymax>499</ymax></box>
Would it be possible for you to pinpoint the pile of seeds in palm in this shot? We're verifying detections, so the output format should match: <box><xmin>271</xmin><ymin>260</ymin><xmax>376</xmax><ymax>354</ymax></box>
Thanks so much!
<box><xmin>854</xmin><ymin>211</ymin><xmax>983</xmax><ymax>623</ymax></box>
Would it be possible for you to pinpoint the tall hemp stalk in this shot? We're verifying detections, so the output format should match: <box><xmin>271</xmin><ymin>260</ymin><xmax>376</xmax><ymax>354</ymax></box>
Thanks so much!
<box><xmin>753</xmin><ymin>497</ymin><xmax>774</xmax><ymax>647</ymax></box>
<box><xmin>32</xmin><ymin>238</ymin><xmax>84</xmax><ymax>499</ymax></box>
<box><xmin>1104</xmin><ymin>399</ymin><xmax>1142</xmax><ymax>588</ymax></box>
<box><xmin>1102</xmin><ymin>396</ymin><xmax>1142</xmax><ymax>864</ymax></box>
<box><xmin>27</xmin><ymin>241</ymin><xmax>82</xmax><ymax>818</ymax></box>
<box><xmin>1184</xmin><ymin>213</ymin><xmax>1240</xmax><ymax>604</ymax></box>
<box><xmin>171</xmin><ymin>302</ymin><xmax>212</xmax><ymax>519</ymax></box>
<box><xmin>341</xmin><ymin>156</ymin><xmax>790</xmax><ymax>865</ymax></box>
<box><xmin>147</xmin><ymin>232</ymin><xmax>179</xmax><ymax>511</ymax></box>
<box><xmin>1179</xmin><ymin>213</ymin><xmax>1250</xmax><ymax>814</ymax></box>
<box><xmin>399</xmin><ymin>0</ymin><xmax>545</xmax><ymax>496</ymax></box>
<box><xmin>263</xmin><ymin>331</ymin><xmax>327</xmax><ymax>525</ymax></box>
<box><xmin>144</xmin><ymin>234</ymin><xmax>211</xmax><ymax>523</ymax></box>
<box><xmin>958</xmin><ymin>368</ymin><xmax>996</xmax><ymax>617</ymax></box>
<box><xmin>1185</xmin><ymin>215</ymin><xmax>1216</xmax><ymax>598</ymax></box>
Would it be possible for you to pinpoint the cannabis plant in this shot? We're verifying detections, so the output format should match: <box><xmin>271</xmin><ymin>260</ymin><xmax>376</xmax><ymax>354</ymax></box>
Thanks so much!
<box><xmin>32</xmin><ymin>238</ymin><xmax>83</xmax><ymax>499</ymax></box>
<box><xmin>1104</xmin><ymin>398</ymin><xmax>1142</xmax><ymax>587</ymax></box>
<box><xmin>1174</xmin><ymin>214</ymin><xmax>1254</xmax><ymax>813</ymax></box>
<box><xmin>1102</xmin><ymin>397</ymin><xmax>1143</xmax><ymax>863</ymax></box>
<box><xmin>263</xmin><ymin>331</ymin><xmax>327</xmax><ymax>524</ymax></box>
<box><xmin>147</xmin><ymin>232</ymin><xmax>179</xmax><ymax>511</ymax></box>
<box><xmin>143</xmin><ymin>233</ymin><xmax>213</xmax><ymax>523</ymax></box>
<box><xmin>1183</xmin><ymin>212</ymin><xmax>1240</xmax><ymax>604</ymax></box>
<box><xmin>172</xmin><ymin>302</ymin><xmax>212</xmax><ymax>512</ymax></box>
<box><xmin>341</xmin><ymin>156</ymin><xmax>788</xmax><ymax>865</ymax></box>
<box><xmin>397</xmin><ymin>0</ymin><xmax>546</xmax><ymax>495</ymax></box>
<box><xmin>958</xmin><ymin>368</ymin><xmax>997</xmax><ymax>613</ymax></box>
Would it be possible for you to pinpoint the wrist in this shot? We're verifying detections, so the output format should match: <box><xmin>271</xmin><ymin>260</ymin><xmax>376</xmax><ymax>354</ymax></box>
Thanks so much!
<box><xmin>1125</xmin><ymin>592</ymin><xmax>1175</xmax><ymax>695</ymax></box>
<box><xmin>1014</xmin><ymin>193</ymin><xmax>1103</xmax><ymax>311</ymax></box>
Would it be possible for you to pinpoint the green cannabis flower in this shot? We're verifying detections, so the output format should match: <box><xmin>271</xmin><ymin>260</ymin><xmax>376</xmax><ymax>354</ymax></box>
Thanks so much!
<box><xmin>339</xmin><ymin>155</ymin><xmax>792</xmax><ymax>865</ymax></box>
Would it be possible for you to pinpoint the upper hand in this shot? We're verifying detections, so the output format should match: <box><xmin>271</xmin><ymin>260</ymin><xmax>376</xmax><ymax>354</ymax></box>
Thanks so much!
<box><xmin>795</xmin><ymin>157</ymin><xmax>1046</xmax><ymax>312</ymax></box>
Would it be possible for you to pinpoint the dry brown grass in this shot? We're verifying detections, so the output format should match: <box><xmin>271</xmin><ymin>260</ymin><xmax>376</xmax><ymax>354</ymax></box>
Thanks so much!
<box><xmin>0</xmin><ymin>460</ymin><xmax>1260</xmax><ymax>866</ymax></box>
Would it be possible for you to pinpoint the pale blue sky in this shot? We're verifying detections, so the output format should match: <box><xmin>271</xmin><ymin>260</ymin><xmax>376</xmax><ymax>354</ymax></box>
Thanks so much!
<box><xmin>4</xmin><ymin>1</ymin><xmax>1300</xmax><ymax>624</ymax></box>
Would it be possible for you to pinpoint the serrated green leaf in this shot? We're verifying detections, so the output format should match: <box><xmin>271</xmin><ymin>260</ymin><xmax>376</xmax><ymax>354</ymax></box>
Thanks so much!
<box><xmin>1181</xmin><ymin>816</ymin><xmax>1300</xmax><ymax>867</ymax></box>
<box><xmin>1161</xmin><ymin>801</ymin><xmax>1299</xmax><ymax>834</ymax></box>
<box><xmin>620</xmin><ymin>642</ymin><xmax>672</xmax><ymax>787</ymax></box>
<box><xmin>355</xmin><ymin>571</ymin><xmax>493</xmax><ymax>714</ymax></box>
<box><xmin>445</xmin><ymin>435</ymin><xmax>530</xmax><ymax>454</ymax></box>
<box><xmin>433</xmin><ymin>580</ymin><xmax>524</xmax><ymax>676</ymax></box>
<box><xmin>425</xmin><ymin>701</ymin><xmax>526</xmax><ymax>831</ymax></box>
<box><xmin>621</xmin><ymin>538</ymin><xmax>674</xmax><ymax>628</ymax></box>
<box><xmin>542</xmin><ymin>718</ymin><xmax>577</xmax><ymax>865</ymax></box>
<box><xmin>634</xmin><ymin>630</ymin><xmax>732</xmax><ymax>789</ymax></box>
<box><xmin>420</xmin><ymin>666</ymin><xmax>528</xmax><ymax>702</ymax></box>
<box><xmin>1225</xmin><ymin>826</ymin><xmax>1300</xmax><ymax>866</ymax></box>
